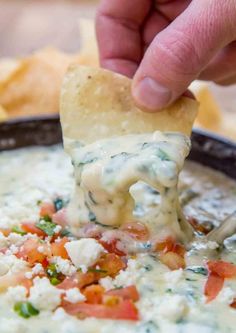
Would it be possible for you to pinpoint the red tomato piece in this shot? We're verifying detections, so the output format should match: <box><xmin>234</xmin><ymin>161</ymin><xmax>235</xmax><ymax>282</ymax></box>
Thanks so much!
<box><xmin>0</xmin><ymin>228</ymin><xmax>11</xmax><ymax>237</ymax></box>
<box><xmin>96</xmin><ymin>253</ymin><xmax>126</xmax><ymax>277</ymax></box>
<box><xmin>21</xmin><ymin>222</ymin><xmax>46</xmax><ymax>237</ymax></box>
<box><xmin>52</xmin><ymin>208</ymin><xmax>68</xmax><ymax>227</ymax></box>
<box><xmin>63</xmin><ymin>299</ymin><xmax>139</xmax><ymax>321</ymax></box>
<box><xmin>204</xmin><ymin>272</ymin><xmax>224</xmax><ymax>303</ymax></box>
<box><xmin>83</xmin><ymin>285</ymin><xmax>105</xmax><ymax>304</ymax></box>
<box><xmin>40</xmin><ymin>202</ymin><xmax>56</xmax><ymax>218</ymax></box>
<box><xmin>160</xmin><ymin>251</ymin><xmax>186</xmax><ymax>270</ymax></box>
<box><xmin>230</xmin><ymin>298</ymin><xmax>236</xmax><ymax>309</ymax></box>
<box><xmin>105</xmin><ymin>285</ymin><xmax>140</xmax><ymax>302</ymax></box>
<box><xmin>121</xmin><ymin>222</ymin><xmax>149</xmax><ymax>241</ymax></box>
<box><xmin>51</xmin><ymin>237</ymin><xmax>69</xmax><ymax>259</ymax></box>
<box><xmin>155</xmin><ymin>237</ymin><xmax>175</xmax><ymax>253</ymax></box>
<box><xmin>172</xmin><ymin>243</ymin><xmax>186</xmax><ymax>258</ymax></box>
<box><xmin>99</xmin><ymin>239</ymin><xmax>126</xmax><ymax>256</ymax></box>
<box><xmin>57</xmin><ymin>272</ymin><xmax>98</xmax><ymax>290</ymax></box>
<box><xmin>207</xmin><ymin>261</ymin><xmax>236</xmax><ymax>279</ymax></box>
<box><xmin>16</xmin><ymin>239</ymin><xmax>49</xmax><ymax>265</ymax></box>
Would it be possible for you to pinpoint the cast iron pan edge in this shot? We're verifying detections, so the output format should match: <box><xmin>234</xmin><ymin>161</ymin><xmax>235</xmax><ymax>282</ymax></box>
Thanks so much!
<box><xmin>1</xmin><ymin>116</ymin><xmax>236</xmax><ymax>179</ymax></box>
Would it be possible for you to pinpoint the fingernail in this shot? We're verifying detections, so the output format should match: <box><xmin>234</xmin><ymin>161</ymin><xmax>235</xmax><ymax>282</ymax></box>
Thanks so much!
<box><xmin>133</xmin><ymin>77</ymin><xmax>172</xmax><ymax>111</ymax></box>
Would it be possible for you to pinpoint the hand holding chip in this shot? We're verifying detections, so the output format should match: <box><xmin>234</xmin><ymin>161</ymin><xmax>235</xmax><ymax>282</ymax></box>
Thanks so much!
<box><xmin>96</xmin><ymin>0</ymin><xmax>236</xmax><ymax>111</ymax></box>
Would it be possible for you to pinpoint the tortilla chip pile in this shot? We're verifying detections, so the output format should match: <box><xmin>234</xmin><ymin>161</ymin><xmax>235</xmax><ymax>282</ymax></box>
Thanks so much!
<box><xmin>0</xmin><ymin>19</ymin><xmax>98</xmax><ymax>121</ymax></box>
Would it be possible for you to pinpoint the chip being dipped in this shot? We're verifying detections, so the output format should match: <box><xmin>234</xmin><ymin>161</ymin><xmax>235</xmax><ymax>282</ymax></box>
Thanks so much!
<box><xmin>60</xmin><ymin>66</ymin><xmax>198</xmax><ymax>247</ymax></box>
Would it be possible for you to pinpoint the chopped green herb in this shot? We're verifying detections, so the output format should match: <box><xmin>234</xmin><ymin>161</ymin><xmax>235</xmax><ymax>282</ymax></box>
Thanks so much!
<box><xmin>14</xmin><ymin>302</ymin><xmax>39</xmax><ymax>319</ymax></box>
<box><xmin>46</xmin><ymin>263</ymin><xmax>58</xmax><ymax>278</ymax></box>
<box><xmin>53</xmin><ymin>198</ymin><xmax>64</xmax><ymax>211</ymax></box>
<box><xmin>60</xmin><ymin>228</ymin><xmax>74</xmax><ymax>238</ymax></box>
<box><xmin>36</xmin><ymin>219</ymin><xmax>57</xmax><ymax>236</ymax></box>
<box><xmin>157</xmin><ymin>149</ymin><xmax>170</xmax><ymax>161</ymax></box>
<box><xmin>50</xmin><ymin>277</ymin><xmax>61</xmax><ymax>286</ymax></box>
<box><xmin>186</xmin><ymin>266</ymin><xmax>208</xmax><ymax>276</ymax></box>
<box><xmin>11</xmin><ymin>226</ymin><xmax>26</xmax><ymax>236</ymax></box>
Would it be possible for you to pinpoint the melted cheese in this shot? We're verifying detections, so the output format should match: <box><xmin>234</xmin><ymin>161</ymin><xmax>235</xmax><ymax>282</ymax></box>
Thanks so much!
<box><xmin>66</xmin><ymin>131</ymin><xmax>193</xmax><ymax>243</ymax></box>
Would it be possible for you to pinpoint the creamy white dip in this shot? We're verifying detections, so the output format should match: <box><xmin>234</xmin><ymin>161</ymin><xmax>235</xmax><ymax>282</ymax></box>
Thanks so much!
<box><xmin>1</xmin><ymin>145</ymin><xmax>236</xmax><ymax>333</ymax></box>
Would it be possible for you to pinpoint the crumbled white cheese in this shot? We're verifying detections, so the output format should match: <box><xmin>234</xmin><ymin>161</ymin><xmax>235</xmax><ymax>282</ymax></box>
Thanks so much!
<box><xmin>8</xmin><ymin>244</ymin><xmax>18</xmax><ymax>255</ymax></box>
<box><xmin>52</xmin><ymin>307</ymin><xmax>67</xmax><ymax>321</ymax></box>
<box><xmin>51</xmin><ymin>256</ymin><xmax>76</xmax><ymax>276</ymax></box>
<box><xmin>217</xmin><ymin>286</ymin><xmax>236</xmax><ymax>304</ymax></box>
<box><xmin>25</xmin><ymin>271</ymin><xmax>33</xmax><ymax>279</ymax></box>
<box><xmin>64</xmin><ymin>288</ymin><xmax>86</xmax><ymax>304</ymax></box>
<box><xmin>158</xmin><ymin>295</ymin><xmax>188</xmax><ymax>322</ymax></box>
<box><xmin>65</xmin><ymin>238</ymin><xmax>104</xmax><ymax>269</ymax></box>
<box><xmin>0</xmin><ymin>254</ymin><xmax>28</xmax><ymax>274</ymax></box>
<box><xmin>114</xmin><ymin>259</ymin><xmax>142</xmax><ymax>287</ymax></box>
<box><xmin>0</xmin><ymin>262</ymin><xmax>9</xmax><ymax>276</ymax></box>
<box><xmin>29</xmin><ymin>277</ymin><xmax>63</xmax><ymax>311</ymax></box>
<box><xmin>7</xmin><ymin>233</ymin><xmax>25</xmax><ymax>246</ymax></box>
<box><xmin>32</xmin><ymin>263</ymin><xmax>44</xmax><ymax>275</ymax></box>
<box><xmin>37</xmin><ymin>246</ymin><xmax>45</xmax><ymax>253</ymax></box>
<box><xmin>164</xmin><ymin>269</ymin><xmax>184</xmax><ymax>288</ymax></box>
<box><xmin>54</xmin><ymin>225</ymin><xmax>62</xmax><ymax>233</ymax></box>
<box><xmin>0</xmin><ymin>232</ymin><xmax>8</xmax><ymax>249</ymax></box>
<box><xmin>6</xmin><ymin>286</ymin><xmax>27</xmax><ymax>304</ymax></box>
<box><xmin>99</xmin><ymin>276</ymin><xmax>114</xmax><ymax>291</ymax></box>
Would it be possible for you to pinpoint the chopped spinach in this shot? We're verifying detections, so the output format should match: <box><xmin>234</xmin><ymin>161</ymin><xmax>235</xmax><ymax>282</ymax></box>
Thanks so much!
<box><xmin>36</xmin><ymin>219</ymin><xmax>57</xmax><ymax>236</ymax></box>
<box><xmin>53</xmin><ymin>197</ymin><xmax>64</xmax><ymax>211</ymax></box>
<box><xmin>60</xmin><ymin>228</ymin><xmax>74</xmax><ymax>238</ymax></box>
<box><xmin>157</xmin><ymin>148</ymin><xmax>170</xmax><ymax>161</ymax></box>
<box><xmin>11</xmin><ymin>225</ymin><xmax>26</xmax><ymax>236</ymax></box>
<box><xmin>186</xmin><ymin>266</ymin><xmax>208</xmax><ymax>276</ymax></box>
<box><xmin>14</xmin><ymin>302</ymin><xmax>39</xmax><ymax>319</ymax></box>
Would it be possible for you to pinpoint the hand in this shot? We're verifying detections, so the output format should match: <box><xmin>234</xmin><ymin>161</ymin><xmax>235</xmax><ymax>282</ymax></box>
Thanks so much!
<box><xmin>96</xmin><ymin>0</ymin><xmax>236</xmax><ymax>111</ymax></box>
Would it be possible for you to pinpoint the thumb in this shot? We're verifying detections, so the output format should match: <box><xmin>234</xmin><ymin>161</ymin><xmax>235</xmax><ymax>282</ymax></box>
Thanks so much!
<box><xmin>132</xmin><ymin>0</ymin><xmax>236</xmax><ymax>111</ymax></box>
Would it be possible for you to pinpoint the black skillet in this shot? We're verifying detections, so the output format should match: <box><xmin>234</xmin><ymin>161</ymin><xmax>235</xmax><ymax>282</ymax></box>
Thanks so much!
<box><xmin>0</xmin><ymin>115</ymin><xmax>236</xmax><ymax>180</ymax></box>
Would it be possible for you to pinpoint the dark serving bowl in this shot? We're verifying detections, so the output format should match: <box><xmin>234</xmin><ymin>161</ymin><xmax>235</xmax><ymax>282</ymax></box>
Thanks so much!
<box><xmin>1</xmin><ymin>116</ymin><xmax>236</xmax><ymax>180</ymax></box>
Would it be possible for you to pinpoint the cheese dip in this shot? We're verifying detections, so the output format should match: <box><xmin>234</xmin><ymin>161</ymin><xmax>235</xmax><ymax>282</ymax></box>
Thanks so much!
<box><xmin>1</xmin><ymin>145</ymin><xmax>236</xmax><ymax>333</ymax></box>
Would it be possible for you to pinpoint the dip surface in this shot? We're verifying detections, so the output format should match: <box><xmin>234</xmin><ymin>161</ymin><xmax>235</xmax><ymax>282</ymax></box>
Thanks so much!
<box><xmin>1</xmin><ymin>145</ymin><xmax>236</xmax><ymax>333</ymax></box>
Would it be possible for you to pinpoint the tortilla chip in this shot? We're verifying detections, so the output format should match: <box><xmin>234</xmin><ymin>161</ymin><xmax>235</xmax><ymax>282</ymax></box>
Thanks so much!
<box><xmin>0</xmin><ymin>59</ymin><xmax>26</xmax><ymax>88</ymax></box>
<box><xmin>0</xmin><ymin>48</ymin><xmax>80</xmax><ymax>118</ymax></box>
<box><xmin>60</xmin><ymin>66</ymin><xmax>198</xmax><ymax>144</ymax></box>
<box><xmin>0</xmin><ymin>105</ymin><xmax>8</xmax><ymax>122</ymax></box>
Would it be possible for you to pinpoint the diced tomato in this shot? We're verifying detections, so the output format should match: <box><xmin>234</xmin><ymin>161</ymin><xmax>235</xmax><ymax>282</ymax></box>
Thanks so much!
<box><xmin>83</xmin><ymin>285</ymin><xmax>104</xmax><ymax>304</ymax></box>
<box><xmin>160</xmin><ymin>251</ymin><xmax>186</xmax><ymax>270</ymax></box>
<box><xmin>0</xmin><ymin>228</ymin><xmax>11</xmax><ymax>237</ymax></box>
<box><xmin>99</xmin><ymin>239</ymin><xmax>126</xmax><ymax>256</ymax></box>
<box><xmin>207</xmin><ymin>261</ymin><xmax>236</xmax><ymax>279</ymax></box>
<box><xmin>40</xmin><ymin>202</ymin><xmax>56</xmax><ymax>219</ymax></box>
<box><xmin>172</xmin><ymin>243</ymin><xmax>186</xmax><ymax>258</ymax></box>
<box><xmin>51</xmin><ymin>237</ymin><xmax>69</xmax><ymax>259</ymax></box>
<box><xmin>63</xmin><ymin>299</ymin><xmax>139</xmax><ymax>321</ymax></box>
<box><xmin>21</xmin><ymin>222</ymin><xmax>46</xmax><ymax>237</ymax></box>
<box><xmin>0</xmin><ymin>272</ymin><xmax>31</xmax><ymax>292</ymax></box>
<box><xmin>96</xmin><ymin>253</ymin><xmax>126</xmax><ymax>278</ymax></box>
<box><xmin>52</xmin><ymin>208</ymin><xmax>68</xmax><ymax>227</ymax></box>
<box><xmin>121</xmin><ymin>222</ymin><xmax>149</xmax><ymax>241</ymax></box>
<box><xmin>154</xmin><ymin>237</ymin><xmax>175</xmax><ymax>253</ymax></box>
<box><xmin>105</xmin><ymin>285</ymin><xmax>140</xmax><ymax>302</ymax></box>
<box><xmin>230</xmin><ymin>298</ymin><xmax>236</xmax><ymax>309</ymax></box>
<box><xmin>204</xmin><ymin>272</ymin><xmax>224</xmax><ymax>303</ymax></box>
<box><xmin>57</xmin><ymin>272</ymin><xmax>97</xmax><ymax>290</ymax></box>
<box><xmin>187</xmin><ymin>216</ymin><xmax>210</xmax><ymax>234</ymax></box>
<box><xmin>16</xmin><ymin>239</ymin><xmax>49</xmax><ymax>265</ymax></box>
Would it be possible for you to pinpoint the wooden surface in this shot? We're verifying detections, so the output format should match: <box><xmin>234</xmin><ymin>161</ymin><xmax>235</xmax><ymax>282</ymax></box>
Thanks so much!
<box><xmin>0</xmin><ymin>0</ymin><xmax>97</xmax><ymax>57</ymax></box>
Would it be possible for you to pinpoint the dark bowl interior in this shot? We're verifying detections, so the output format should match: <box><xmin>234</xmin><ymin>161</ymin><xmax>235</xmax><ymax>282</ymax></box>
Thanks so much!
<box><xmin>1</xmin><ymin>116</ymin><xmax>236</xmax><ymax>180</ymax></box>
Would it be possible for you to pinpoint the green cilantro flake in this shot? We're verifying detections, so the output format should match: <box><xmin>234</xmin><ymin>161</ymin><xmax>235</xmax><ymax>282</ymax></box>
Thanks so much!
<box><xmin>36</xmin><ymin>219</ymin><xmax>57</xmax><ymax>236</ymax></box>
<box><xmin>186</xmin><ymin>266</ymin><xmax>208</xmax><ymax>276</ymax></box>
<box><xmin>50</xmin><ymin>277</ymin><xmax>61</xmax><ymax>286</ymax></box>
<box><xmin>14</xmin><ymin>302</ymin><xmax>39</xmax><ymax>319</ymax></box>
<box><xmin>88</xmin><ymin>268</ymin><xmax>108</xmax><ymax>274</ymax></box>
<box><xmin>46</xmin><ymin>263</ymin><xmax>58</xmax><ymax>278</ymax></box>
<box><xmin>157</xmin><ymin>149</ymin><xmax>170</xmax><ymax>161</ymax></box>
<box><xmin>11</xmin><ymin>226</ymin><xmax>26</xmax><ymax>236</ymax></box>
